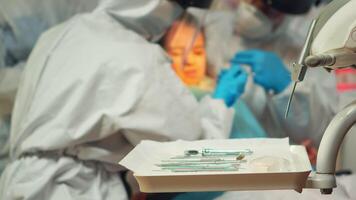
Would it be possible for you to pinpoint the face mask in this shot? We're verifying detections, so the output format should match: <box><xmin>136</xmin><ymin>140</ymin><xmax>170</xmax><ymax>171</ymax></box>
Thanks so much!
<box><xmin>234</xmin><ymin>1</ymin><xmax>273</xmax><ymax>40</ymax></box>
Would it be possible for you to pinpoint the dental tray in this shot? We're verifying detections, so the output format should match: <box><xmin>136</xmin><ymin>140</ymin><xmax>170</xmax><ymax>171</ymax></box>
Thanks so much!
<box><xmin>119</xmin><ymin>138</ymin><xmax>312</xmax><ymax>193</ymax></box>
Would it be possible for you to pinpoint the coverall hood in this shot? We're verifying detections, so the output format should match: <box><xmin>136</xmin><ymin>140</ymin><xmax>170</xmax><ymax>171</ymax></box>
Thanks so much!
<box><xmin>96</xmin><ymin>0</ymin><xmax>184</xmax><ymax>41</ymax></box>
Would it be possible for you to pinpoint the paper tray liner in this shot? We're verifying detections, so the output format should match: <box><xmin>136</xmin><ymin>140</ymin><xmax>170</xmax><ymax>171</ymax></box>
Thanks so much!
<box><xmin>133</xmin><ymin>145</ymin><xmax>311</xmax><ymax>193</ymax></box>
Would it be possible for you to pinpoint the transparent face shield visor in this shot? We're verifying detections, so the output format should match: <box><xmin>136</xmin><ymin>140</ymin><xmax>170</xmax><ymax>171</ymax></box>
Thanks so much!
<box><xmin>169</xmin><ymin>1</ymin><xmax>220</xmax><ymax>73</ymax></box>
<box><xmin>165</xmin><ymin>0</ymin><xmax>220</xmax><ymax>78</ymax></box>
<box><xmin>181</xmin><ymin>11</ymin><xmax>206</xmax><ymax>72</ymax></box>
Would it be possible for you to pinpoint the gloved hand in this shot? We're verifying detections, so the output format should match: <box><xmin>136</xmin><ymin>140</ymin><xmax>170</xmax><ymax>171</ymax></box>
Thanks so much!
<box><xmin>232</xmin><ymin>50</ymin><xmax>291</xmax><ymax>94</ymax></box>
<box><xmin>213</xmin><ymin>64</ymin><xmax>247</xmax><ymax>107</ymax></box>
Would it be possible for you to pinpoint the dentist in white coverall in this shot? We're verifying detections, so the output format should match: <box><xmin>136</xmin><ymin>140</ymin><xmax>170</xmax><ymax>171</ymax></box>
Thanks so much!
<box><xmin>0</xmin><ymin>0</ymin><xmax>99</xmax><ymax>173</ymax></box>
<box><xmin>0</xmin><ymin>0</ymin><xmax>237</xmax><ymax>199</ymax></box>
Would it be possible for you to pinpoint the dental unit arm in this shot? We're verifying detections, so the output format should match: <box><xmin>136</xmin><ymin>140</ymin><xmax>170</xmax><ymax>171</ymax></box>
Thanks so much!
<box><xmin>287</xmin><ymin>0</ymin><xmax>356</xmax><ymax>194</ymax></box>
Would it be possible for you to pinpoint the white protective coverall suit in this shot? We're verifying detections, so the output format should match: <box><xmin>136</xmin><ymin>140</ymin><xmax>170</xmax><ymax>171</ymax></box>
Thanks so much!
<box><xmin>0</xmin><ymin>0</ymin><xmax>99</xmax><ymax>110</ymax></box>
<box><xmin>0</xmin><ymin>0</ymin><xmax>234</xmax><ymax>199</ymax></box>
<box><xmin>0</xmin><ymin>0</ymin><xmax>99</xmax><ymax>173</ymax></box>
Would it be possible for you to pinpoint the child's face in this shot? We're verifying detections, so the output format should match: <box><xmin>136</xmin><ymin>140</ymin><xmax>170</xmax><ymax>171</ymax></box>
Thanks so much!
<box><xmin>165</xmin><ymin>22</ymin><xmax>207</xmax><ymax>85</ymax></box>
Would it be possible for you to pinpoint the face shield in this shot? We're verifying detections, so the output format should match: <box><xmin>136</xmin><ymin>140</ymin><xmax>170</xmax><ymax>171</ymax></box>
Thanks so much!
<box><xmin>164</xmin><ymin>9</ymin><xmax>209</xmax><ymax>85</ymax></box>
<box><xmin>163</xmin><ymin>1</ymin><xmax>217</xmax><ymax>85</ymax></box>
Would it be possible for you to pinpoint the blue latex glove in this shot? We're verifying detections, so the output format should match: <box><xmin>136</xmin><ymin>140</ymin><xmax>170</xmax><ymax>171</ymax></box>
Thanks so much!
<box><xmin>232</xmin><ymin>50</ymin><xmax>291</xmax><ymax>94</ymax></box>
<box><xmin>213</xmin><ymin>64</ymin><xmax>247</xmax><ymax>107</ymax></box>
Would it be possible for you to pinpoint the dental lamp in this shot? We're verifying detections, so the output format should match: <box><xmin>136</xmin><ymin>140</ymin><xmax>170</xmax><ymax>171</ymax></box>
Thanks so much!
<box><xmin>288</xmin><ymin>0</ymin><xmax>356</xmax><ymax>194</ymax></box>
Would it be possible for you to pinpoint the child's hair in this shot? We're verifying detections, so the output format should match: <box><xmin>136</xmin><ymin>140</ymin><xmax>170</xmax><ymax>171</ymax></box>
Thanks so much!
<box><xmin>163</xmin><ymin>12</ymin><xmax>204</xmax><ymax>48</ymax></box>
